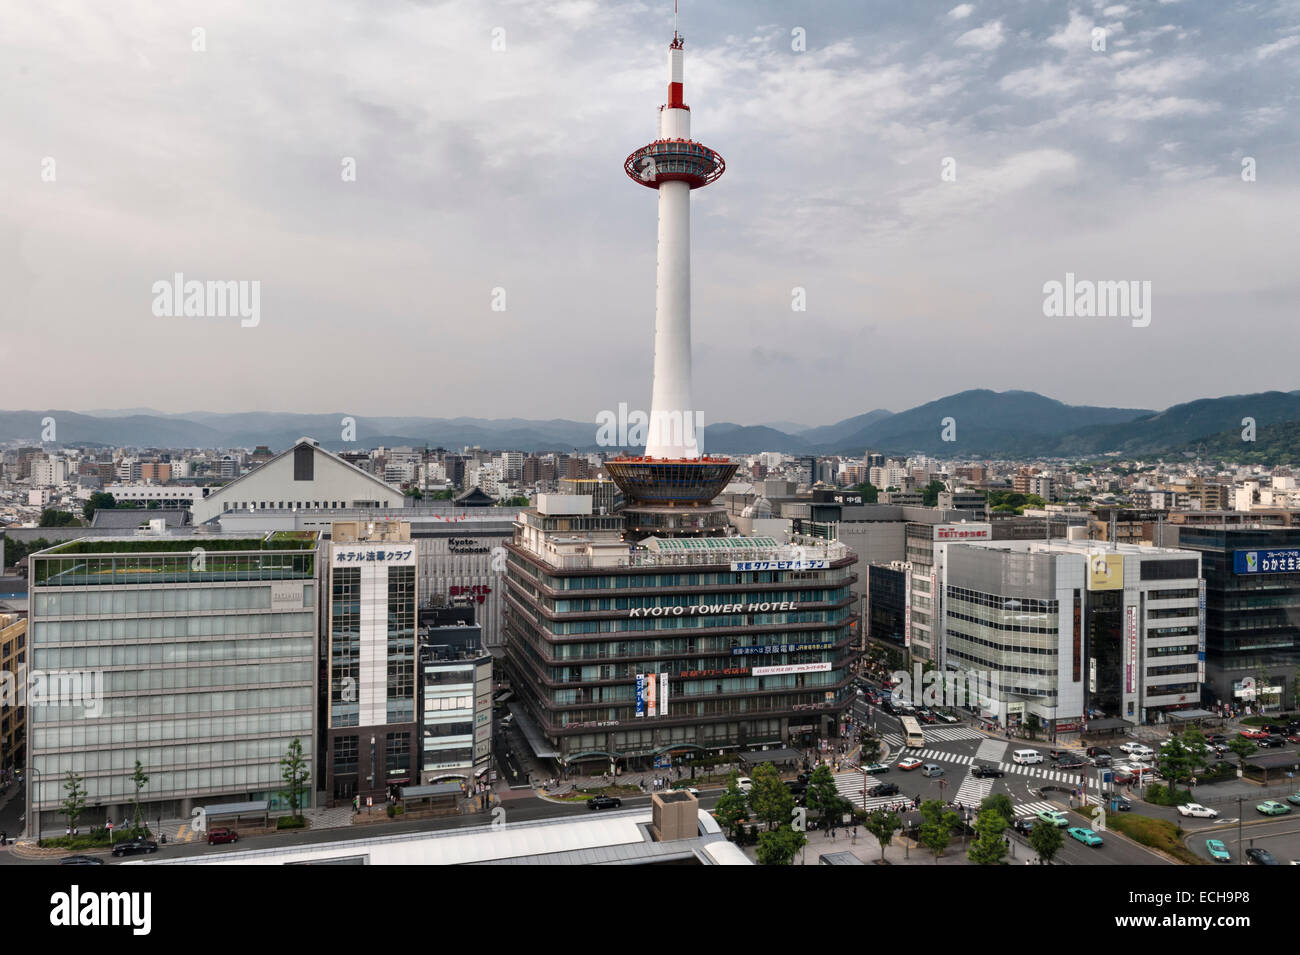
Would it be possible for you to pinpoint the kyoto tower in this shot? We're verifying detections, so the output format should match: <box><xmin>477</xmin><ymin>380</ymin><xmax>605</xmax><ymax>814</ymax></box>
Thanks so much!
<box><xmin>606</xmin><ymin>6</ymin><xmax>738</xmax><ymax>539</ymax></box>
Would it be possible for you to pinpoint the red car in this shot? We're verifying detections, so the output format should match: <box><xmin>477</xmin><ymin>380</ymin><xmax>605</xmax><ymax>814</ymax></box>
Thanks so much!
<box><xmin>1239</xmin><ymin>730</ymin><xmax>1269</xmax><ymax>740</ymax></box>
<box><xmin>207</xmin><ymin>827</ymin><xmax>239</xmax><ymax>845</ymax></box>
<box><xmin>1287</xmin><ymin>734</ymin><xmax>1300</xmax><ymax>745</ymax></box>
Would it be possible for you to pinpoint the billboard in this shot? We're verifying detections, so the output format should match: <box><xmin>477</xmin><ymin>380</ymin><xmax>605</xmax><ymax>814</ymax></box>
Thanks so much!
<box><xmin>932</xmin><ymin>523</ymin><xmax>991</xmax><ymax>541</ymax></box>
<box><xmin>752</xmin><ymin>662</ymin><xmax>832</xmax><ymax>677</ymax></box>
<box><xmin>1088</xmin><ymin>553</ymin><xmax>1124</xmax><ymax>591</ymax></box>
<box><xmin>646</xmin><ymin>673</ymin><xmax>657</xmax><ymax>717</ymax></box>
<box><xmin>1125</xmin><ymin>606</ymin><xmax>1137</xmax><ymax>693</ymax></box>
<box><xmin>635</xmin><ymin>674</ymin><xmax>646</xmax><ymax>717</ymax></box>
<box><xmin>660</xmin><ymin>674</ymin><xmax>669</xmax><ymax>717</ymax></box>
<box><xmin>1233</xmin><ymin>549</ymin><xmax>1300</xmax><ymax>574</ymax></box>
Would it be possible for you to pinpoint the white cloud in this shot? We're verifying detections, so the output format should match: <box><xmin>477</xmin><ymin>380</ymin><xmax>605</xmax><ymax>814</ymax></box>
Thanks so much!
<box><xmin>955</xmin><ymin>20</ymin><xmax>1004</xmax><ymax>50</ymax></box>
<box><xmin>1256</xmin><ymin>35</ymin><xmax>1300</xmax><ymax>59</ymax></box>
<box><xmin>1047</xmin><ymin>11</ymin><xmax>1096</xmax><ymax>51</ymax></box>
<box><xmin>1000</xmin><ymin>62</ymin><xmax>1086</xmax><ymax>97</ymax></box>
<box><xmin>948</xmin><ymin>4</ymin><xmax>975</xmax><ymax>19</ymax></box>
<box><xmin>1114</xmin><ymin>57</ymin><xmax>1206</xmax><ymax>92</ymax></box>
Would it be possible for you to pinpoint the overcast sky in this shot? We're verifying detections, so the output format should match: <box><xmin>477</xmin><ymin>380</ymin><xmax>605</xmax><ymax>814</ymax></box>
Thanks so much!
<box><xmin>2</xmin><ymin>0</ymin><xmax>1297</xmax><ymax>428</ymax></box>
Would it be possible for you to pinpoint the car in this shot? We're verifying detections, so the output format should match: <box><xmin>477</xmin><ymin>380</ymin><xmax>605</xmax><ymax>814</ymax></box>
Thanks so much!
<box><xmin>1048</xmin><ymin>748</ymin><xmax>1066</xmax><ymax>761</ymax></box>
<box><xmin>1110</xmin><ymin>794</ymin><xmax>1132</xmax><ymax>812</ymax></box>
<box><xmin>207</xmin><ymin>827</ymin><xmax>239</xmax><ymax>845</ymax></box>
<box><xmin>1256</xmin><ymin>800</ymin><xmax>1291</xmax><ymax>816</ymax></box>
<box><xmin>785</xmin><ymin>780</ymin><xmax>808</xmax><ymax>796</ymax></box>
<box><xmin>1239</xmin><ymin>729</ymin><xmax>1269</xmax><ymax>740</ymax></box>
<box><xmin>1119</xmin><ymin>742</ymin><xmax>1154</xmax><ymax>759</ymax></box>
<box><xmin>1177</xmin><ymin>803</ymin><xmax>1219</xmax><ymax>819</ymax></box>
<box><xmin>897</xmin><ymin>757</ymin><xmax>923</xmax><ymax>771</ymax></box>
<box><xmin>869</xmin><ymin>782</ymin><xmax>900</xmax><ymax>797</ymax></box>
<box><xmin>861</xmin><ymin>763</ymin><xmax>890</xmax><ymax>775</ymax></box>
<box><xmin>1057</xmin><ymin>754</ymin><xmax>1086</xmax><ymax>770</ymax></box>
<box><xmin>588</xmin><ymin>796</ymin><xmax>623</xmax><ymax>810</ymax></box>
<box><xmin>1212</xmin><ymin>742</ymin><xmax>1230</xmax><ymax>755</ymax></box>
<box><xmin>735</xmin><ymin>777</ymin><xmax>753</xmax><ymax>793</ymax></box>
<box><xmin>1206</xmin><ymin>735</ymin><xmax>1227</xmax><ymax>745</ymax></box>
<box><xmin>1012</xmin><ymin>817</ymin><xmax>1035</xmax><ymax>836</ymax></box>
<box><xmin>1260</xmin><ymin>735</ymin><xmax>1287</xmax><ymax>748</ymax></box>
<box><xmin>1205</xmin><ymin>839</ymin><xmax>1231</xmax><ymax>863</ymax></box>
<box><xmin>111</xmin><ymin>838</ymin><xmax>158</xmax><ymax>857</ymax></box>
<box><xmin>1036</xmin><ymin>809</ymin><xmax>1069</xmax><ymax>828</ymax></box>
<box><xmin>916</xmin><ymin>709</ymin><xmax>939</xmax><ymax>725</ymax></box>
<box><xmin>58</xmin><ymin>855</ymin><xmax>105</xmax><ymax>865</ymax></box>
<box><xmin>936</xmin><ymin>711</ymin><xmax>960</xmax><ymax>724</ymax></box>
<box><xmin>1245</xmin><ymin>847</ymin><xmax>1279</xmax><ymax>865</ymax></box>
<box><xmin>1112</xmin><ymin>769</ymin><xmax>1136</xmax><ymax>785</ymax></box>
<box><xmin>1067</xmin><ymin>826</ymin><xmax>1103</xmax><ymax>847</ymax></box>
<box><xmin>1089</xmin><ymin>754</ymin><xmax>1113</xmax><ymax>768</ymax></box>
<box><xmin>1286</xmin><ymin>792</ymin><xmax>1300</xmax><ymax>806</ymax></box>
<box><xmin>971</xmin><ymin>765</ymin><xmax>1004</xmax><ymax>779</ymax></box>
<box><xmin>1086</xmin><ymin>746</ymin><xmax>1111</xmax><ymax>758</ymax></box>
<box><xmin>921</xmin><ymin>763</ymin><xmax>944</xmax><ymax>778</ymax></box>
<box><xmin>1287</xmin><ymin>734</ymin><xmax>1300</xmax><ymax>745</ymax></box>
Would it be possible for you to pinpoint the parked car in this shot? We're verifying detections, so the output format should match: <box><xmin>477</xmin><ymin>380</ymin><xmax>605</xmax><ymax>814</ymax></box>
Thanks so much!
<box><xmin>897</xmin><ymin>757</ymin><xmax>923</xmax><ymax>771</ymax></box>
<box><xmin>1036</xmin><ymin>809</ymin><xmax>1069</xmax><ymax>828</ymax></box>
<box><xmin>111</xmin><ymin>838</ymin><xmax>158</xmax><ymax>857</ymax></box>
<box><xmin>1260</xmin><ymin>735</ymin><xmax>1287</xmax><ymax>748</ymax></box>
<box><xmin>58</xmin><ymin>855</ymin><xmax>105</xmax><ymax>865</ymax></box>
<box><xmin>1205</xmin><ymin>839</ymin><xmax>1231</xmax><ymax>863</ymax></box>
<box><xmin>869</xmin><ymin>782</ymin><xmax>900</xmax><ymax>798</ymax></box>
<box><xmin>1256</xmin><ymin>800</ymin><xmax>1291</xmax><ymax>816</ymax></box>
<box><xmin>735</xmin><ymin>777</ymin><xmax>754</xmax><ymax>794</ymax></box>
<box><xmin>1177</xmin><ymin>803</ymin><xmax>1219</xmax><ymax>819</ymax></box>
<box><xmin>971</xmin><ymin>765</ymin><xmax>1004</xmax><ymax>778</ymax></box>
<box><xmin>1245</xmin><ymin>847</ymin><xmax>1280</xmax><ymax>865</ymax></box>
<box><xmin>860</xmin><ymin>763</ymin><xmax>890</xmax><ymax>775</ymax></box>
<box><xmin>1067</xmin><ymin>826</ymin><xmax>1103</xmax><ymax>847</ymax></box>
<box><xmin>207</xmin><ymin>827</ymin><xmax>239</xmax><ymax>845</ymax></box>
<box><xmin>1012</xmin><ymin>817</ymin><xmax>1035</xmax><ymax>836</ymax></box>
<box><xmin>1239</xmin><ymin>729</ymin><xmax>1269</xmax><ymax>740</ymax></box>
<box><xmin>588</xmin><ymin>795</ymin><xmax>623</xmax><ymax>811</ymax></box>
<box><xmin>1206</xmin><ymin>735</ymin><xmax>1227</xmax><ymax>745</ymax></box>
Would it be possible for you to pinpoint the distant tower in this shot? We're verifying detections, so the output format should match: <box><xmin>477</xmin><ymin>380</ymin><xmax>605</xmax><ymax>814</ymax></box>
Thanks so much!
<box><xmin>607</xmin><ymin>6</ymin><xmax>736</xmax><ymax>538</ymax></box>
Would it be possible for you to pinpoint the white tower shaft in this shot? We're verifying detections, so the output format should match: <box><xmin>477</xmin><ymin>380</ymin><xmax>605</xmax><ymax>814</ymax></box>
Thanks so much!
<box><xmin>646</xmin><ymin>44</ymin><xmax>698</xmax><ymax>459</ymax></box>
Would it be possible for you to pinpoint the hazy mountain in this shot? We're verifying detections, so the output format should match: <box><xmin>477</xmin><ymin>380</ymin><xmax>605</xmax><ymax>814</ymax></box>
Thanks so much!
<box><xmin>7</xmin><ymin>389</ymin><xmax>1300</xmax><ymax>459</ymax></box>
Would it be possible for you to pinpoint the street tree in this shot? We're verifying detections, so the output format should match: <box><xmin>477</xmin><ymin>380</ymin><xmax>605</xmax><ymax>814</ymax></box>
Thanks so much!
<box><xmin>1156</xmin><ymin>735</ymin><xmax>1195</xmax><ymax>793</ymax></box>
<box><xmin>756</xmin><ymin>826</ymin><xmax>807</xmax><ymax>865</ymax></box>
<box><xmin>82</xmin><ymin>492</ymin><xmax>117</xmax><ymax>521</ymax></box>
<box><xmin>1227</xmin><ymin>735</ymin><xmax>1257</xmax><ymax>773</ymax></box>
<box><xmin>918</xmin><ymin>798</ymin><xmax>960</xmax><ymax>863</ymax></box>
<box><xmin>967</xmin><ymin>807</ymin><xmax>1008</xmax><ymax>865</ymax></box>
<box><xmin>980</xmin><ymin>792</ymin><xmax>1015</xmax><ymax>827</ymax></box>
<box><xmin>858</xmin><ymin>732</ymin><xmax>882</xmax><ymax>765</ymax></box>
<box><xmin>713</xmin><ymin>773</ymin><xmax>749</xmax><ymax>840</ymax></box>
<box><xmin>748</xmin><ymin>762</ymin><xmax>793</xmax><ymax>830</ymax></box>
<box><xmin>1029</xmin><ymin>820</ymin><xmax>1064</xmax><ymax>864</ymax></box>
<box><xmin>865</xmin><ymin>809</ymin><xmax>901</xmax><ymax>863</ymax></box>
<box><xmin>60</xmin><ymin>772</ymin><xmax>87</xmax><ymax>835</ymax></box>
<box><xmin>131</xmin><ymin>760</ymin><xmax>150</xmax><ymax>832</ymax></box>
<box><xmin>804</xmin><ymin>764</ymin><xmax>840</xmax><ymax>823</ymax></box>
<box><xmin>278</xmin><ymin>737</ymin><xmax>311</xmax><ymax>820</ymax></box>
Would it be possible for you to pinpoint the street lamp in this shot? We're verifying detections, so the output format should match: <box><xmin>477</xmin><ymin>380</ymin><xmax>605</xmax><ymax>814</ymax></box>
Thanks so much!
<box><xmin>29</xmin><ymin>766</ymin><xmax>41</xmax><ymax>847</ymax></box>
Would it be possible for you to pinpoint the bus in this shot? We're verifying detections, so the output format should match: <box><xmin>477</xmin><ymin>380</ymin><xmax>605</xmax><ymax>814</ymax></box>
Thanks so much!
<box><xmin>900</xmin><ymin>715</ymin><xmax>925</xmax><ymax>749</ymax></box>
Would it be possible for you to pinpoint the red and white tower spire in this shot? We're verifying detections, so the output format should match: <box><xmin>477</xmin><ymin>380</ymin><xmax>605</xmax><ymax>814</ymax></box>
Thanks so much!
<box><xmin>624</xmin><ymin>5</ymin><xmax>724</xmax><ymax>460</ymax></box>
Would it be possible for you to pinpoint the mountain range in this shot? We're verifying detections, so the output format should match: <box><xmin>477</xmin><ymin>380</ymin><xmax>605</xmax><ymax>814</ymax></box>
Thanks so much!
<box><xmin>2</xmin><ymin>389</ymin><xmax>1298</xmax><ymax>462</ymax></box>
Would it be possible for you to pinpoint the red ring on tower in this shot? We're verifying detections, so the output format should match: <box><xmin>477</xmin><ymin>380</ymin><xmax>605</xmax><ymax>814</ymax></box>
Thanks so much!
<box><xmin>623</xmin><ymin>139</ymin><xmax>725</xmax><ymax>189</ymax></box>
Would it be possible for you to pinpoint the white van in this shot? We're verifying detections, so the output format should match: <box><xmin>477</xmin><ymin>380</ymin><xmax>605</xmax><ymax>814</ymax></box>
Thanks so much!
<box><xmin>1012</xmin><ymin>749</ymin><xmax>1044</xmax><ymax>765</ymax></box>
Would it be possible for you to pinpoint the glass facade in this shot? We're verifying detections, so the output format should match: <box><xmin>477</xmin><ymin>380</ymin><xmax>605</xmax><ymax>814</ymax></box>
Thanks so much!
<box><xmin>27</xmin><ymin>536</ymin><xmax>319</xmax><ymax>815</ymax></box>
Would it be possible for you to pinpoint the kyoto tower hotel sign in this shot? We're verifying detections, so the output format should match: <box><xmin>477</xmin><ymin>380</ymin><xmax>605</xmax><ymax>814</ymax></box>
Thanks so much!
<box><xmin>607</xmin><ymin>11</ymin><xmax>737</xmax><ymax>532</ymax></box>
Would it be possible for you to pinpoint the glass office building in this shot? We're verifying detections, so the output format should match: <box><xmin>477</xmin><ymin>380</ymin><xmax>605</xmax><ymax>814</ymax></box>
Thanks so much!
<box><xmin>25</xmin><ymin>533</ymin><xmax>319</xmax><ymax>830</ymax></box>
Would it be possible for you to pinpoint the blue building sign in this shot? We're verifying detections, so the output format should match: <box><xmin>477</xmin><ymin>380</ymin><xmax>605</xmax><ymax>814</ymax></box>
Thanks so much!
<box><xmin>1233</xmin><ymin>549</ymin><xmax>1300</xmax><ymax>574</ymax></box>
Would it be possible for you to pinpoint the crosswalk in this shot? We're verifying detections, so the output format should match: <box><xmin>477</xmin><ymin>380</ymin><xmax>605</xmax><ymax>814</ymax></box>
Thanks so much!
<box><xmin>881</xmin><ymin>726</ymin><xmax>986</xmax><ymax>748</ymax></box>
<box><xmin>953</xmin><ymin>773</ymin><xmax>993</xmax><ymax>808</ymax></box>
<box><xmin>1014</xmin><ymin>800</ymin><xmax>1064</xmax><ymax>819</ymax></box>
<box><xmin>832</xmin><ymin>772</ymin><xmax>918</xmax><ymax>812</ymax></box>
<box><xmin>976</xmin><ymin>739</ymin><xmax>1008</xmax><ymax>763</ymax></box>
<box><xmin>879</xmin><ymin>746</ymin><xmax>1101</xmax><ymax>785</ymax></box>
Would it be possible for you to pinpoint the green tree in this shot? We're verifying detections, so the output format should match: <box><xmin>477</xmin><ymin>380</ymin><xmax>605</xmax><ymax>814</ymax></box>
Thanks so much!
<box><xmin>865</xmin><ymin>809</ymin><xmax>901</xmax><ymax>862</ymax></box>
<box><xmin>980</xmin><ymin>792</ymin><xmax>1015</xmax><ymax>827</ymax></box>
<box><xmin>82</xmin><ymin>491</ymin><xmax>117</xmax><ymax>521</ymax></box>
<box><xmin>278</xmin><ymin>737</ymin><xmax>311</xmax><ymax>820</ymax></box>
<box><xmin>1025</xmin><ymin>713</ymin><xmax>1041</xmax><ymax>741</ymax></box>
<box><xmin>406</xmin><ymin>487</ymin><xmax>423</xmax><ymax>500</ymax></box>
<box><xmin>497</xmin><ymin>495</ymin><xmax>530</xmax><ymax>507</ymax></box>
<box><xmin>713</xmin><ymin>773</ymin><xmax>749</xmax><ymax>840</ymax></box>
<box><xmin>130</xmin><ymin>760</ymin><xmax>150</xmax><ymax>832</ymax></box>
<box><xmin>60</xmin><ymin>772</ymin><xmax>87</xmax><ymax>834</ymax></box>
<box><xmin>748</xmin><ymin>762</ymin><xmax>794</xmax><ymax>830</ymax></box>
<box><xmin>39</xmin><ymin>509</ymin><xmax>78</xmax><ymax>527</ymax></box>
<box><xmin>921</xmin><ymin>480</ymin><xmax>947</xmax><ymax>507</ymax></box>
<box><xmin>858</xmin><ymin>732</ymin><xmax>882</xmax><ymax>765</ymax></box>
<box><xmin>1156</xmin><ymin>735</ymin><xmax>1195</xmax><ymax>792</ymax></box>
<box><xmin>756</xmin><ymin>825</ymin><xmax>807</xmax><ymax>865</ymax></box>
<box><xmin>848</xmin><ymin>482</ymin><xmax>879</xmax><ymax>504</ymax></box>
<box><xmin>804</xmin><ymin>764</ymin><xmax>840</xmax><ymax>823</ymax></box>
<box><xmin>1227</xmin><ymin>735</ymin><xmax>1256</xmax><ymax>772</ymax></box>
<box><xmin>918</xmin><ymin>798</ymin><xmax>960</xmax><ymax>863</ymax></box>
<box><xmin>967</xmin><ymin>807</ymin><xmax>1008</xmax><ymax>865</ymax></box>
<box><xmin>1029</xmin><ymin>819</ymin><xmax>1064</xmax><ymax>864</ymax></box>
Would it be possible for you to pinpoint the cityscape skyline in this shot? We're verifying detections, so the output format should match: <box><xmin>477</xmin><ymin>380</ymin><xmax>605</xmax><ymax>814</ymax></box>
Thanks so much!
<box><xmin>4</xmin><ymin>1</ymin><xmax>1298</xmax><ymax>422</ymax></box>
